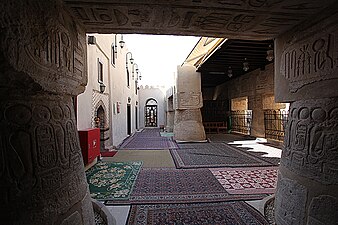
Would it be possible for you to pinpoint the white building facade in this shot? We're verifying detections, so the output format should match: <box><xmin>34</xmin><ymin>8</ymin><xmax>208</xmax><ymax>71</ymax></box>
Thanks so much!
<box><xmin>77</xmin><ymin>34</ymin><xmax>140</xmax><ymax>149</ymax></box>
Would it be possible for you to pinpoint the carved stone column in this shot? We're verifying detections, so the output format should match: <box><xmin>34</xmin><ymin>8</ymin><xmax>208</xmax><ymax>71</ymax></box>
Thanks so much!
<box><xmin>274</xmin><ymin>12</ymin><xmax>338</xmax><ymax>225</ymax></box>
<box><xmin>275</xmin><ymin>99</ymin><xmax>338</xmax><ymax>225</ymax></box>
<box><xmin>0</xmin><ymin>95</ymin><xmax>94</xmax><ymax>224</ymax></box>
<box><xmin>0</xmin><ymin>1</ymin><xmax>94</xmax><ymax>224</ymax></box>
<box><xmin>166</xmin><ymin>97</ymin><xmax>175</xmax><ymax>132</ymax></box>
<box><xmin>173</xmin><ymin>65</ymin><xmax>206</xmax><ymax>142</ymax></box>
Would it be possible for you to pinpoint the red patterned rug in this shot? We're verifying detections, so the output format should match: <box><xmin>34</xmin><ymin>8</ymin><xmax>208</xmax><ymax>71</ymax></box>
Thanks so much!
<box><xmin>127</xmin><ymin>201</ymin><xmax>269</xmax><ymax>225</ymax></box>
<box><xmin>105</xmin><ymin>168</ymin><xmax>265</xmax><ymax>205</ymax></box>
<box><xmin>210</xmin><ymin>166</ymin><xmax>278</xmax><ymax>195</ymax></box>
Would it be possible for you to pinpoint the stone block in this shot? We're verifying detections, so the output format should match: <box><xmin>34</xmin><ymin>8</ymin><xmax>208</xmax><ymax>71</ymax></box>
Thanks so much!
<box><xmin>275</xmin><ymin>14</ymin><xmax>338</xmax><ymax>102</ymax></box>
<box><xmin>275</xmin><ymin>173</ymin><xmax>307</xmax><ymax>225</ymax></box>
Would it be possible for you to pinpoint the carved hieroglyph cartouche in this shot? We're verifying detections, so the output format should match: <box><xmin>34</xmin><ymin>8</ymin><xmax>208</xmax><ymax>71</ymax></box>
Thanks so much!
<box><xmin>282</xmin><ymin>98</ymin><xmax>338</xmax><ymax>184</ymax></box>
<box><xmin>0</xmin><ymin>95</ymin><xmax>94</xmax><ymax>224</ymax></box>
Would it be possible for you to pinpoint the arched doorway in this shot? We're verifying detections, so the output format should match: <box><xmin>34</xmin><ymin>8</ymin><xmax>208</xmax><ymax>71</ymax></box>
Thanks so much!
<box><xmin>145</xmin><ymin>98</ymin><xmax>158</xmax><ymax>127</ymax></box>
<box><xmin>95</xmin><ymin>105</ymin><xmax>109</xmax><ymax>151</ymax></box>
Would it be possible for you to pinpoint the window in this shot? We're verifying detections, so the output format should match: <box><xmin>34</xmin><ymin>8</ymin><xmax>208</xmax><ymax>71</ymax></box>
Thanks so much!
<box><xmin>111</xmin><ymin>44</ymin><xmax>116</xmax><ymax>66</ymax></box>
<box><xmin>98</xmin><ymin>59</ymin><xmax>103</xmax><ymax>83</ymax></box>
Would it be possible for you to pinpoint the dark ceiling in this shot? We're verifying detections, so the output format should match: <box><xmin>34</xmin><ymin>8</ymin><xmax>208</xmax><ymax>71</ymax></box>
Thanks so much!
<box><xmin>197</xmin><ymin>39</ymin><xmax>274</xmax><ymax>88</ymax></box>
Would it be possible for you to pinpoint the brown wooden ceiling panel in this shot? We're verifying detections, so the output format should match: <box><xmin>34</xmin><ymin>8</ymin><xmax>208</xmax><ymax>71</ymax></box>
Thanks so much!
<box><xmin>197</xmin><ymin>39</ymin><xmax>273</xmax><ymax>88</ymax></box>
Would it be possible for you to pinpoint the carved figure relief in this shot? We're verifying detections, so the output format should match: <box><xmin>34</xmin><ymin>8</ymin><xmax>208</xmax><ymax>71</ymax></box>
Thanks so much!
<box><xmin>282</xmin><ymin>99</ymin><xmax>338</xmax><ymax>184</ymax></box>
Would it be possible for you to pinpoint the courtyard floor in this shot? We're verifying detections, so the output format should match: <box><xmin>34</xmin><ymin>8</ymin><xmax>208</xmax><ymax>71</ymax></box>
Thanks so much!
<box><xmin>87</xmin><ymin>128</ymin><xmax>281</xmax><ymax>225</ymax></box>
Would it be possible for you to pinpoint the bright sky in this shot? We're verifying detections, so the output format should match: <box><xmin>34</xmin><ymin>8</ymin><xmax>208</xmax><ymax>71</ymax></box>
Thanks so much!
<box><xmin>123</xmin><ymin>34</ymin><xmax>199</xmax><ymax>87</ymax></box>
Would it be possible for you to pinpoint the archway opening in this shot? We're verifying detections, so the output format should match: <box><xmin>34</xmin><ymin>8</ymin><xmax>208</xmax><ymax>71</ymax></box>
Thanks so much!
<box><xmin>145</xmin><ymin>98</ymin><xmax>158</xmax><ymax>127</ymax></box>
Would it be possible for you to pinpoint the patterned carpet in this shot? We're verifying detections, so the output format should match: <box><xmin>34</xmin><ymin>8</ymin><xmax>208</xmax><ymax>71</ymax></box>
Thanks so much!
<box><xmin>171</xmin><ymin>142</ymin><xmax>277</xmax><ymax>168</ymax></box>
<box><xmin>127</xmin><ymin>201</ymin><xmax>269</xmax><ymax>225</ymax></box>
<box><xmin>135</xmin><ymin>128</ymin><xmax>161</xmax><ymax>137</ymax></box>
<box><xmin>210</xmin><ymin>167</ymin><xmax>278</xmax><ymax>195</ymax></box>
<box><xmin>115</xmin><ymin>168</ymin><xmax>264</xmax><ymax>204</ymax></box>
<box><xmin>118</xmin><ymin>129</ymin><xmax>178</xmax><ymax>150</ymax></box>
<box><xmin>86</xmin><ymin>161</ymin><xmax>142</xmax><ymax>201</ymax></box>
<box><xmin>207</xmin><ymin>133</ymin><xmax>256</xmax><ymax>143</ymax></box>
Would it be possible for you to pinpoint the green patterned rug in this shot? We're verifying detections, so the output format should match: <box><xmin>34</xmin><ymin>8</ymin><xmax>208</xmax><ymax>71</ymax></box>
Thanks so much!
<box><xmin>86</xmin><ymin>161</ymin><xmax>142</xmax><ymax>201</ymax></box>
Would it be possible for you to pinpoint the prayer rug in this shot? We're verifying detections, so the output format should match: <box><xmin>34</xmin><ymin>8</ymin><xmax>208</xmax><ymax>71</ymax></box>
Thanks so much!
<box><xmin>127</xmin><ymin>201</ymin><xmax>269</xmax><ymax>225</ymax></box>
<box><xmin>118</xmin><ymin>133</ymin><xmax>178</xmax><ymax>150</ymax></box>
<box><xmin>171</xmin><ymin>142</ymin><xmax>277</xmax><ymax>168</ymax></box>
<box><xmin>110</xmin><ymin>168</ymin><xmax>265</xmax><ymax>204</ymax></box>
<box><xmin>86</xmin><ymin>161</ymin><xmax>142</xmax><ymax>201</ymax></box>
<box><xmin>210</xmin><ymin>167</ymin><xmax>278</xmax><ymax>195</ymax></box>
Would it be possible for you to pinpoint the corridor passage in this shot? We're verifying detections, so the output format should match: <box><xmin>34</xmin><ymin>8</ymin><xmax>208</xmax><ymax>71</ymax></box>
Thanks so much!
<box><xmin>86</xmin><ymin>128</ymin><xmax>281</xmax><ymax>225</ymax></box>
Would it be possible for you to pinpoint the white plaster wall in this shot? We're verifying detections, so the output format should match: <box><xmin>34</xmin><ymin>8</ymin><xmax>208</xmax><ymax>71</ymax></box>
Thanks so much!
<box><xmin>139</xmin><ymin>86</ymin><xmax>166</xmax><ymax>128</ymax></box>
<box><xmin>77</xmin><ymin>34</ymin><xmax>140</xmax><ymax>148</ymax></box>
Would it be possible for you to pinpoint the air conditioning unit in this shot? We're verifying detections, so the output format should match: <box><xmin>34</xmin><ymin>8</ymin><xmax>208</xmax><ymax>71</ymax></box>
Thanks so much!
<box><xmin>88</xmin><ymin>36</ymin><xmax>96</xmax><ymax>45</ymax></box>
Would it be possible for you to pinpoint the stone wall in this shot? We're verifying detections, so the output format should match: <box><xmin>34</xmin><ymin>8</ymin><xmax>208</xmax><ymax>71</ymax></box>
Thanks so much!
<box><xmin>214</xmin><ymin>63</ymin><xmax>286</xmax><ymax>137</ymax></box>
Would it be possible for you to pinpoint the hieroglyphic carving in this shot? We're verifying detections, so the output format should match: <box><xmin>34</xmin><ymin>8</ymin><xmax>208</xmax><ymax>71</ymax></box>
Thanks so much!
<box><xmin>66</xmin><ymin>2</ymin><xmax>336</xmax><ymax>38</ymax></box>
<box><xmin>174</xmin><ymin>92</ymin><xmax>203</xmax><ymax>110</ymax></box>
<box><xmin>25</xmin><ymin>24</ymin><xmax>85</xmax><ymax>83</ymax></box>
<box><xmin>275</xmin><ymin>174</ymin><xmax>307</xmax><ymax>225</ymax></box>
<box><xmin>36</xmin><ymin>124</ymin><xmax>57</xmax><ymax>168</ymax></box>
<box><xmin>280</xmin><ymin>31</ymin><xmax>338</xmax><ymax>93</ymax></box>
<box><xmin>307</xmin><ymin>195</ymin><xmax>338</xmax><ymax>224</ymax></box>
<box><xmin>282</xmin><ymin>98</ymin><xmax>338</xmax><ymax>184</ymax></box>
<box><xmin>174</xmin><ymin>109</ymin><xmax>203</xmax><ymax>124</ymax></box>
<box><xmin>0</xmin><ymin>95</ymin><xmax>91</xmax><ymax>224</ymax></box>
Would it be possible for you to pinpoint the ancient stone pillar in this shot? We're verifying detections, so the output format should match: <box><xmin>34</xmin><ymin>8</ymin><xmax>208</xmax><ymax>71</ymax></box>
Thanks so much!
<box><xmin>166</xmin><ymin>96</ymin><xmax>175</xmax><ymax>132</ymax></box>
<box><xmin>0</xmin><ymin>1</ymin><xmax>94</xmax><ymax>224</ymax></box>
<box><xmin>274</xmin><ymin>12</ymin><xmax>338</xmax><ymax>225</ymax></box>
<box><xmin>173</xmin><ymin>65</ymin><xmax>206</xmax><ymax>142</ymax></box>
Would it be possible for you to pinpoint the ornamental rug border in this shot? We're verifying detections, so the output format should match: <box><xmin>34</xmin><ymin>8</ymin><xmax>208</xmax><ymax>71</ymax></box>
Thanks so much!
<box><xmin>126</xmin><ymin>201</ymin><xmax>269</xmax><ymax>225</ymax></box>
<box><xmin>86</xmin><ymin>161</ymin><xmax>143</xmax><ymax>201</ymax></box>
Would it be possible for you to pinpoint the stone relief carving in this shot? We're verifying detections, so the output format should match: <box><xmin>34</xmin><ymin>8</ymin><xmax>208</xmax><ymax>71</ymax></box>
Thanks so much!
<box><xmin>0</xmin><ymin>95</ymin><xmax>90</xmax><ymax>224</ymax></box>
<box><xmin>0</xmin><ymin>1</ymin><xmax>87</xmax><ymax>96</ymax></box>
<box><xmin>275</xmin><ymin>174</ymin><xmax>307</xmax><ymax>225</ymax></box>
<box><xmin>25</xmin><ymin>25</ymin><xmax>85</xmax><ymax>82</ymax></box>
<box><xmin>66</xmin><ymin>1</ymin><xmax>335</xmax><ymax>38</ymax></box>
<box><xmin>307</xmin><ymin>195</ymin><xmax>338</xmax><ymax>225</ymax></box>
<box><xmin>174</xmin><ymin>109</ymin><xmax>203</xmax><ymax>124</ymax></box>
<box><xmin>174</xmin><ymin>92</ymin><xmax>203</xmax><ymax>110</ymax></box>
<box><xmin>280</xmin><ymin>31</ymin><xmax>337</xmax><ymax>93</ymax></box>
<box><xmin>282</xmin><ymin>98</ymin><xmax>338</xmax><ymax>184</ymax></box>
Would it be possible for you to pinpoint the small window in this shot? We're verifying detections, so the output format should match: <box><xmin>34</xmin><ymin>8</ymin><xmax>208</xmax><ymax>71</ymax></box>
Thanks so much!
<box><xmin>98</xmin><ymin>59</ymin><xmax>103</xmax><ymax>83</ymax></box>
<box><xmin>111</xmin><ymin>44</ymin><xmax>116</xmax><ymax>66</ymax></box>
<box><xmin>135</xmin><ymin>80</ymin><xmax>138</xmax><ymax>95</ymax></box>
